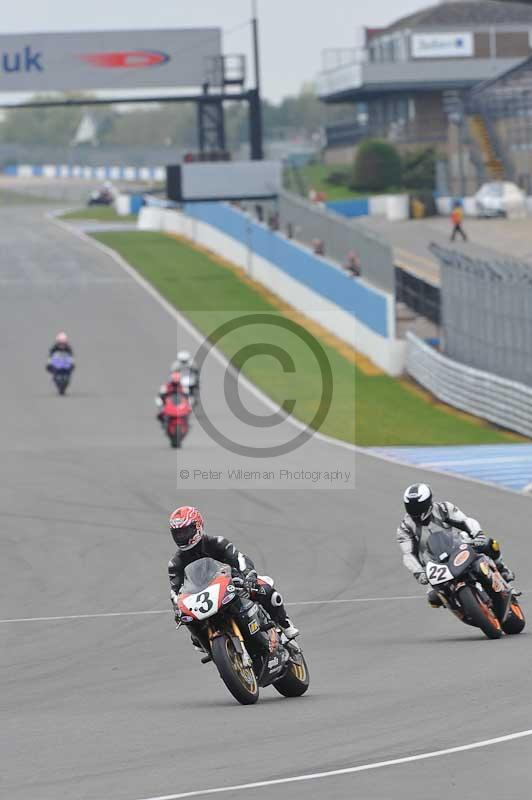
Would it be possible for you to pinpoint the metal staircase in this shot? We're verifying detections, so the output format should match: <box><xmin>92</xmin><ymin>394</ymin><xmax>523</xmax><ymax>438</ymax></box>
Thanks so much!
<box><xmin>468</xmin><ymin>113</ymin><xmax>505</xmax><ymax>180</ymax></box>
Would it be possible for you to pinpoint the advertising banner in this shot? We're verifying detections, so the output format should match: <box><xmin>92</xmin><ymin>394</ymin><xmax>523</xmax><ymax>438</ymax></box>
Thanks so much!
<box><xmin>411</xmin><ymin>32</ymin><xmax>474</xmax><ymax>59</ymax></box>
<box><xmin>0</xmin><ymin>28</ymin><xmax>221</xmax><ymax>92</ymax></box>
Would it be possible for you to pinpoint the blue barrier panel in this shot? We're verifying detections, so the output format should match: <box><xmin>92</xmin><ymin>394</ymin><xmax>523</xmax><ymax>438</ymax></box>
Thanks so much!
<box><xmin>185</xmin><ymin>202</ymin><xmax>389</xmax><ymax>337</ymax></box>
<box><xmin>325</xmin><ymin>198</ymin><xmax>369</xmax><ymax>218</ymax></box>
<box><xmin>130</xmin><ymin>194</ymin><xmax>145</xmax><ymax>214</ymax></box>
<box><xmin>3</xmin><ymin>165</ymin><xmax>18</xmax><ymax>175</ymax></box>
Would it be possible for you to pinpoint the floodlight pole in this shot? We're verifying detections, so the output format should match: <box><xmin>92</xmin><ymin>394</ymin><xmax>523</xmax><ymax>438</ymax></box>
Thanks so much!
<box><xmin>249</xmin><ymin>0</ymin><xmax>264</xmax><ymax>160</ymax></box>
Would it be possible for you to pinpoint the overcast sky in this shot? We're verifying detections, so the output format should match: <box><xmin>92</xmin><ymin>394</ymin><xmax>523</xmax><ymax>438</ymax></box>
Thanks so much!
<box><xmin>0</xmin><ymin>0</ymin><xmax>429</xmax><ymax>102</ymax></box>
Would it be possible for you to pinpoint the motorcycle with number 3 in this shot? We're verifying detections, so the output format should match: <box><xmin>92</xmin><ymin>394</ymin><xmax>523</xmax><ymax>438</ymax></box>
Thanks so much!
<box><xmin>421</xmin><ymin>528</ymin><xmax>525</xmax><ymax>640</ymax></box>
<box><xmin>176</xmin><ymin>557</ymin><xmax>309</xmax><ymax>705</ymax></box>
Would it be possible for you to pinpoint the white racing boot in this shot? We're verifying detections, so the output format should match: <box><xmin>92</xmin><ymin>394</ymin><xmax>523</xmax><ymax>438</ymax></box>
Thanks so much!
<box><xmin>279</xmin><ymin>618</ymin><xmax>299</xmax><ymax>639</ymax></box>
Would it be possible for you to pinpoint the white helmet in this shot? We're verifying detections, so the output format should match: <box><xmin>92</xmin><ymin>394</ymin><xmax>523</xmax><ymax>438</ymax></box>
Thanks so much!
<box><xmin>176</xmin><ymin>350</ymin><xmax>192</xmax><ymax>365</ymax></box>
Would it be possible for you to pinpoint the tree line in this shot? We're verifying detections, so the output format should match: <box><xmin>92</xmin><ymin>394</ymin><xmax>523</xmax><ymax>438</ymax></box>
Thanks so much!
<box><xmin>0</xmin><ymin>85</ymin><xmax>348</xmax><ymax>150</ymax></box>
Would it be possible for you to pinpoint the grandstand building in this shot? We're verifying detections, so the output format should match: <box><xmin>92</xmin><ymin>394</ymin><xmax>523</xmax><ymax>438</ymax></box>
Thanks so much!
<box><xmin>318</xmin><ymin>1</ymin><xmax>532</xmax><ymax>193</ymax></box>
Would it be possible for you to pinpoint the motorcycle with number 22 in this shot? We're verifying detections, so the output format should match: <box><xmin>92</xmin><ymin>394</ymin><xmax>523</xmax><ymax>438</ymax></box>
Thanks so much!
<box><xmin>421</xmin><ymin>528</ymin><xmax>525</xmax><ymax>640</ymax></box>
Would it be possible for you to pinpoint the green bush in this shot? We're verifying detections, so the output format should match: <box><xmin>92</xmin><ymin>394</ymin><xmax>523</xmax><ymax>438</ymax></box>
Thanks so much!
<box><xmin>326</xmin><ymin>170</ymin><xmax>350</xmax><ymax>187</ymax></box>
<box><xmin>351</xmin><ymin>140</ymin><xmax>402</xmax><ymax>192</ymax></box>
<box><xmin>402</xmin><ymin>147</ymin><xmax>437</xmax><ymax>191</ymax></box>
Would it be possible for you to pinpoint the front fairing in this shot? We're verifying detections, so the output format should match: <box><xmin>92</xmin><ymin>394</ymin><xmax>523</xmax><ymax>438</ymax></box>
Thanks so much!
<box><xmin>423</xmin><ymin>528</ymin><xmax>476</xmax><ymax>585</ymax></box>
<box><xmin>178</xmin><ymin>558</ymin><xmax>233</xmax><ymax>621</ymax></box>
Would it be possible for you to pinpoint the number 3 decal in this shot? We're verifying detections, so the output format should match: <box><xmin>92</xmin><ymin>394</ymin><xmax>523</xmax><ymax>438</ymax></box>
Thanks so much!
<box><xmin>197</xmin><ymin>591</ymin><xmax>213</xmax><ymax>614</ymax></box>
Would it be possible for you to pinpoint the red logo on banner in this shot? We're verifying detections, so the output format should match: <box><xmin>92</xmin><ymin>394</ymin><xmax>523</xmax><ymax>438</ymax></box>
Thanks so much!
<box><xmin>79</xmin><ymin>50</ymin><xmax>170</xmax><ymax>69</ymax></box>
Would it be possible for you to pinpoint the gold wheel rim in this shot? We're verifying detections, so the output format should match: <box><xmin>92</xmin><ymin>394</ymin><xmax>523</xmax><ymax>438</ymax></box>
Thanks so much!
<box><xmin>226</xmin><ymin>639</ymin><xmax>257</xmax><ymax>693</ymax></box>
<box><xmin>291</xmin><ymin>659</ymin><xmax>307</xmax><ymax>682</ymax></box>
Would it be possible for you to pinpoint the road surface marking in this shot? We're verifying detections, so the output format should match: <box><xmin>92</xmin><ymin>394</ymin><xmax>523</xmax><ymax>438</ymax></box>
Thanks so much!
<box><xmin>133</xmin><ymin>728</ymin><xmax>532</xmax><ymax>799</ymax></box>
<box><xmin>0</xmin><ymin>594</ymin><xmax>427</xmax><ymax>624</ymax></box>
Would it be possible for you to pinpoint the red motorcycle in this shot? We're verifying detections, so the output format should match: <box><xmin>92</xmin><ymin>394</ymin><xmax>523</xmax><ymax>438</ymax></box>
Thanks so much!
<box><xmin>176</xmin><ymin>558</ymin><xmax>309</xmax><ymax>705</ymax></box>
<box><xmin>162</xmin><ymin>392</ymin><xmax>191</xmax><ymax>448</ymax></box>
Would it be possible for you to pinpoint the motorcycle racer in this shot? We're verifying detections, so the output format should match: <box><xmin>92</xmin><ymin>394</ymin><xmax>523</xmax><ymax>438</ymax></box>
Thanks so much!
<box><xmin>168</xmin><ymin>506</ymin><xmax>299</xmax><ymax>654</ymax></box>
<box><xmin>397</xmin><ymin>483</ymin><xmax>516</xmax><ymax>607</ymax></box>
<box><xmin>171</xmin><ymin>350</ymin><xmax>198</xmax><ymax>376</ymax></box>
<box><xmin>46</xmin><ymin>332</ymin><xmax>75</xmax><ymax>373</ymax></box>
<box><xmin>156</xmin><ymin>371</ymin><xmax>183</xmax><ymax>425</ymax></box>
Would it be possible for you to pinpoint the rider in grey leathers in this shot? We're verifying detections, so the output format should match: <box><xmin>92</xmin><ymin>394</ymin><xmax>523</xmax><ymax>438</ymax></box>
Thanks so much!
<box><xmin>397</xmin><ymin>483</ymin><xmax>516</xmax><ymax>606</ymax></box>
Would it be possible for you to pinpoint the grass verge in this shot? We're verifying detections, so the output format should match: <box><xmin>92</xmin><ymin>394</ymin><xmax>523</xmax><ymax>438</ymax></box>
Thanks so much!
<box><xmin>91</xmin><ymin>229</ymin><xmax>521</xmax><ymax>446</ymax></box>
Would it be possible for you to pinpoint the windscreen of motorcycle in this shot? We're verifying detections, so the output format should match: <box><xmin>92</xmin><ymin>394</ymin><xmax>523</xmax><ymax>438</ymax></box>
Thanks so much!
<box><xmin>182</xmin><ymin>557</ymin><xmax>228</xmax><ymax>592</ymax></box>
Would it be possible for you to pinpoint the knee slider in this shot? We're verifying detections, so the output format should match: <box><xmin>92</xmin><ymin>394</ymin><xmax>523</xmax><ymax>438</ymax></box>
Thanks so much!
<box><xmin>271</xmin><ymin>590</ymin><xmax>284</xmax><ymax>607</ymax></box>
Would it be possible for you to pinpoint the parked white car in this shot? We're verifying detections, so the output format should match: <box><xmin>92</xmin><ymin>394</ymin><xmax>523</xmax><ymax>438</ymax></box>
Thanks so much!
<box><xmin>475</xmin><ymin>181</ymin><xmax>525</xmax><ymax>218</ymax></box>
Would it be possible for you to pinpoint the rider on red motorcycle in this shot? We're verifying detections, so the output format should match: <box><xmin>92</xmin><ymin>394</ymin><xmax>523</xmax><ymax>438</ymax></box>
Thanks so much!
<box><xmin>156</xmin><ymin>371</ymin><xmax>183</xmax><ymax>425</ymax></box>
<box><xmin>168</xmin><ymin>506</ymin><xmax>299</xmax><ymax>655</ymax></box>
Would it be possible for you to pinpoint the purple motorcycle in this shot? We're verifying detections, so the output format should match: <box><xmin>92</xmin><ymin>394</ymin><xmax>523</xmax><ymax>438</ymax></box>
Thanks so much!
<box><xmin>47</xmin><ymin>353</ymin><xmax>75</xmax><ymax>395</ymax></box>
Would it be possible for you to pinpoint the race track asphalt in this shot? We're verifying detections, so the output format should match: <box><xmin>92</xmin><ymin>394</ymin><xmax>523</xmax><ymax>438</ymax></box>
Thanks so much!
<box><xmin>1</xmin><ymin>203</ymin><xmax>531</xmax><ymax>800</ymax></box>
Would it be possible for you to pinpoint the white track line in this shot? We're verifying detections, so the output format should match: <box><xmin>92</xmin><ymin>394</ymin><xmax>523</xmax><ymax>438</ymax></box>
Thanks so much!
<box><xmin>134</xmin><ymin>728</ymin><xmax>532</xmax><ymax>800</ymax></box>
<box><xmin>49</xmin><ymin>212</ymin><xmax>532</xmax><ymax>499</ymax></box>
<box><xmin>0</xmin><ymin>594</ymin><xmax>426</xmax><ymax>624</ymax></box>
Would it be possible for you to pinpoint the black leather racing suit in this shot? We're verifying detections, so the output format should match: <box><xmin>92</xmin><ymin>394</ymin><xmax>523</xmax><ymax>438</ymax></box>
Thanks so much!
<box><xmin>168</xmin><ymin>534</ymin><xmax>291</xmax><ymax>632</ymax></box>
<box><xmin>49</xmin><ymin>343</ymin><xmax>74</xmax><ymax>357</ymax></box>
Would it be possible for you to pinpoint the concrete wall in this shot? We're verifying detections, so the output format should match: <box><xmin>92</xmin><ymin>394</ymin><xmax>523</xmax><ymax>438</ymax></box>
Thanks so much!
<box><xmin>138</xmin><ymin>204</ymin><xmax>406</xmax><ymax>375</ymax></box>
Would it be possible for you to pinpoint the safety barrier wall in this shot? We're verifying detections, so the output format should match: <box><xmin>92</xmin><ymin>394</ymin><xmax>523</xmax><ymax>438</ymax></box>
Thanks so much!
<box><xmin>2</xmin><ymin>164</ymin><xmax>165</xmax><ymax>181</ymax></box>
<box><xmin>277</xmin><ymin>190</ymin><xmax>395</xmax><ymax>292</ymax></box>
<box><xmin>324</xmin><ymin>195</ymin><xmax>410</xmax><ymax>221</ymax></box>
<box><xmin>325</xmin><ymin>198</ymin><xmax>369</xmax><ymax>218</ymax></box>
<box><xmin>139</xmin><ymin>204</ymin><xmax>406</xmax><ymax>376</ymax></box>
<box><xmin>406</xmin><ymin>332</ymin><xmax>532</xmax><ymax>437</ymax></box>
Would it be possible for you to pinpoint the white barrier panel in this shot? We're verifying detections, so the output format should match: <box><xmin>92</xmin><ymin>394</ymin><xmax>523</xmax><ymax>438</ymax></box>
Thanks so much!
<box><xmin>368</xmin><ymin>195</ymin><xmax>388</xmax><ymax>216</ymax></box>
<box><xmin>406</xmin><ymin>332</ymin><xmax>532</xmax><ymax>437</ymax></box>
<box><xmin>18</xmin><ymin>165</ymin><xmax>34</xmax><ymax>177</ymax></box>
<box><xmin>436</xmin><ymin>197</ymin><xmax>453</xmax><ymax>216</ymax></box>
<box><xmin>462</xmin><ymin>196</ymin><xmax>478</xmax><ymax>217</ymax></box>
<box><xmin>109</xmin><ymin>166</ymin><xmax>121</xmax><ymax>180</ymax></box>
<box><xmin>115</xmin><ymin>195</ymin><xmax>132</xmax><ymax>216</ymax></box>
<box><xmin>42</xmin><ymin>164</ymin><xmax>57</xmax><ymax>178</ymax></box>
<box><xmin>386</xmin><ymin>194</ymin><xmax>409</xmax><ymax>221</ymax></box>
<box><xmin>138</xmin><ymin>206</ymin><xmax>406</xmax><ymax>376</ymax></box>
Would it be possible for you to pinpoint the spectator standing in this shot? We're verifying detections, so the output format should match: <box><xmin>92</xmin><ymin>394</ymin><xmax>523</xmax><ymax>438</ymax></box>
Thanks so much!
<box><xmin>450</xmin><ymin>202</ymin><xmax>468</xmax><ymax>242</ymax></box>
<box><xmin>344</xmin><ymin>250</ymin><xmax>361</xmax><ymax>278</ymax></box>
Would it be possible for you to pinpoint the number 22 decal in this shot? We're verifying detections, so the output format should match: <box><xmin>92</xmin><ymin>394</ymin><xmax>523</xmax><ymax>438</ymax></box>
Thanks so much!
<box><xmin>428</xmin><ymin>565</ymin><xmax>448</xmax><ymax>581</ymax></box>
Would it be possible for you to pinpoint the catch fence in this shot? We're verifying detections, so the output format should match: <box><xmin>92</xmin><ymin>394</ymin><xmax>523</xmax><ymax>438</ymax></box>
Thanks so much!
<box><xmin>431</xmin><ymin>243</ymin><xmax>532</xmax><ymax>387</ymax></box>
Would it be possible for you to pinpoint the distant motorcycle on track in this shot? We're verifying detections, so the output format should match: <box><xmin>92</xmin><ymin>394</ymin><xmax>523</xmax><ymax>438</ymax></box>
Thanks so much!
<box><xmin>47</xmin><ymin>352</ymin><xmax>75</xmax><ymax>396</ymax></box>
<box><xmin>176</xmin><ymin>557</ymin><xmax>309</xmax><ymax>705</ymax></box>
<box><xmin>421</xmin><ymin>527</ymin><xmax>525</xmax><ymax>640</ymax></box>
<box><xmin>160</xmin><ymin>392</ymin><xmax>191</xmax><ymax>448</ymax></box>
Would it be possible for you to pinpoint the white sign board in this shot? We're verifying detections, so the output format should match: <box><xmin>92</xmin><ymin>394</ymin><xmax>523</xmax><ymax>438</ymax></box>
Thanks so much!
<box><xmin>0</xmin><ymin>28</ymin><xmax>221</xmax><ymax>92</ymax></box>
<box><xmin>411</xmin><ymin>32</ymin><xmax>474</xmax><ymax>59</ymax></box>
<box><xmin>180</xmin><ymin>161</ymin><xmax>282</xmax><ymax>201</ymax></box>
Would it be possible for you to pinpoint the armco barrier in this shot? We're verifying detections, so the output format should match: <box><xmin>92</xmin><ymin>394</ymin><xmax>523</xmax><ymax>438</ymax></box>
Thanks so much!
<box><xmin>139</xmin><ymin>203</ymin><xmax>406</xmax><ymax>375</ymax></box>
<box><xmin>406</xmin><ymin>332</ymin><xmax>532</xmax><ymax>437</ymax></box>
